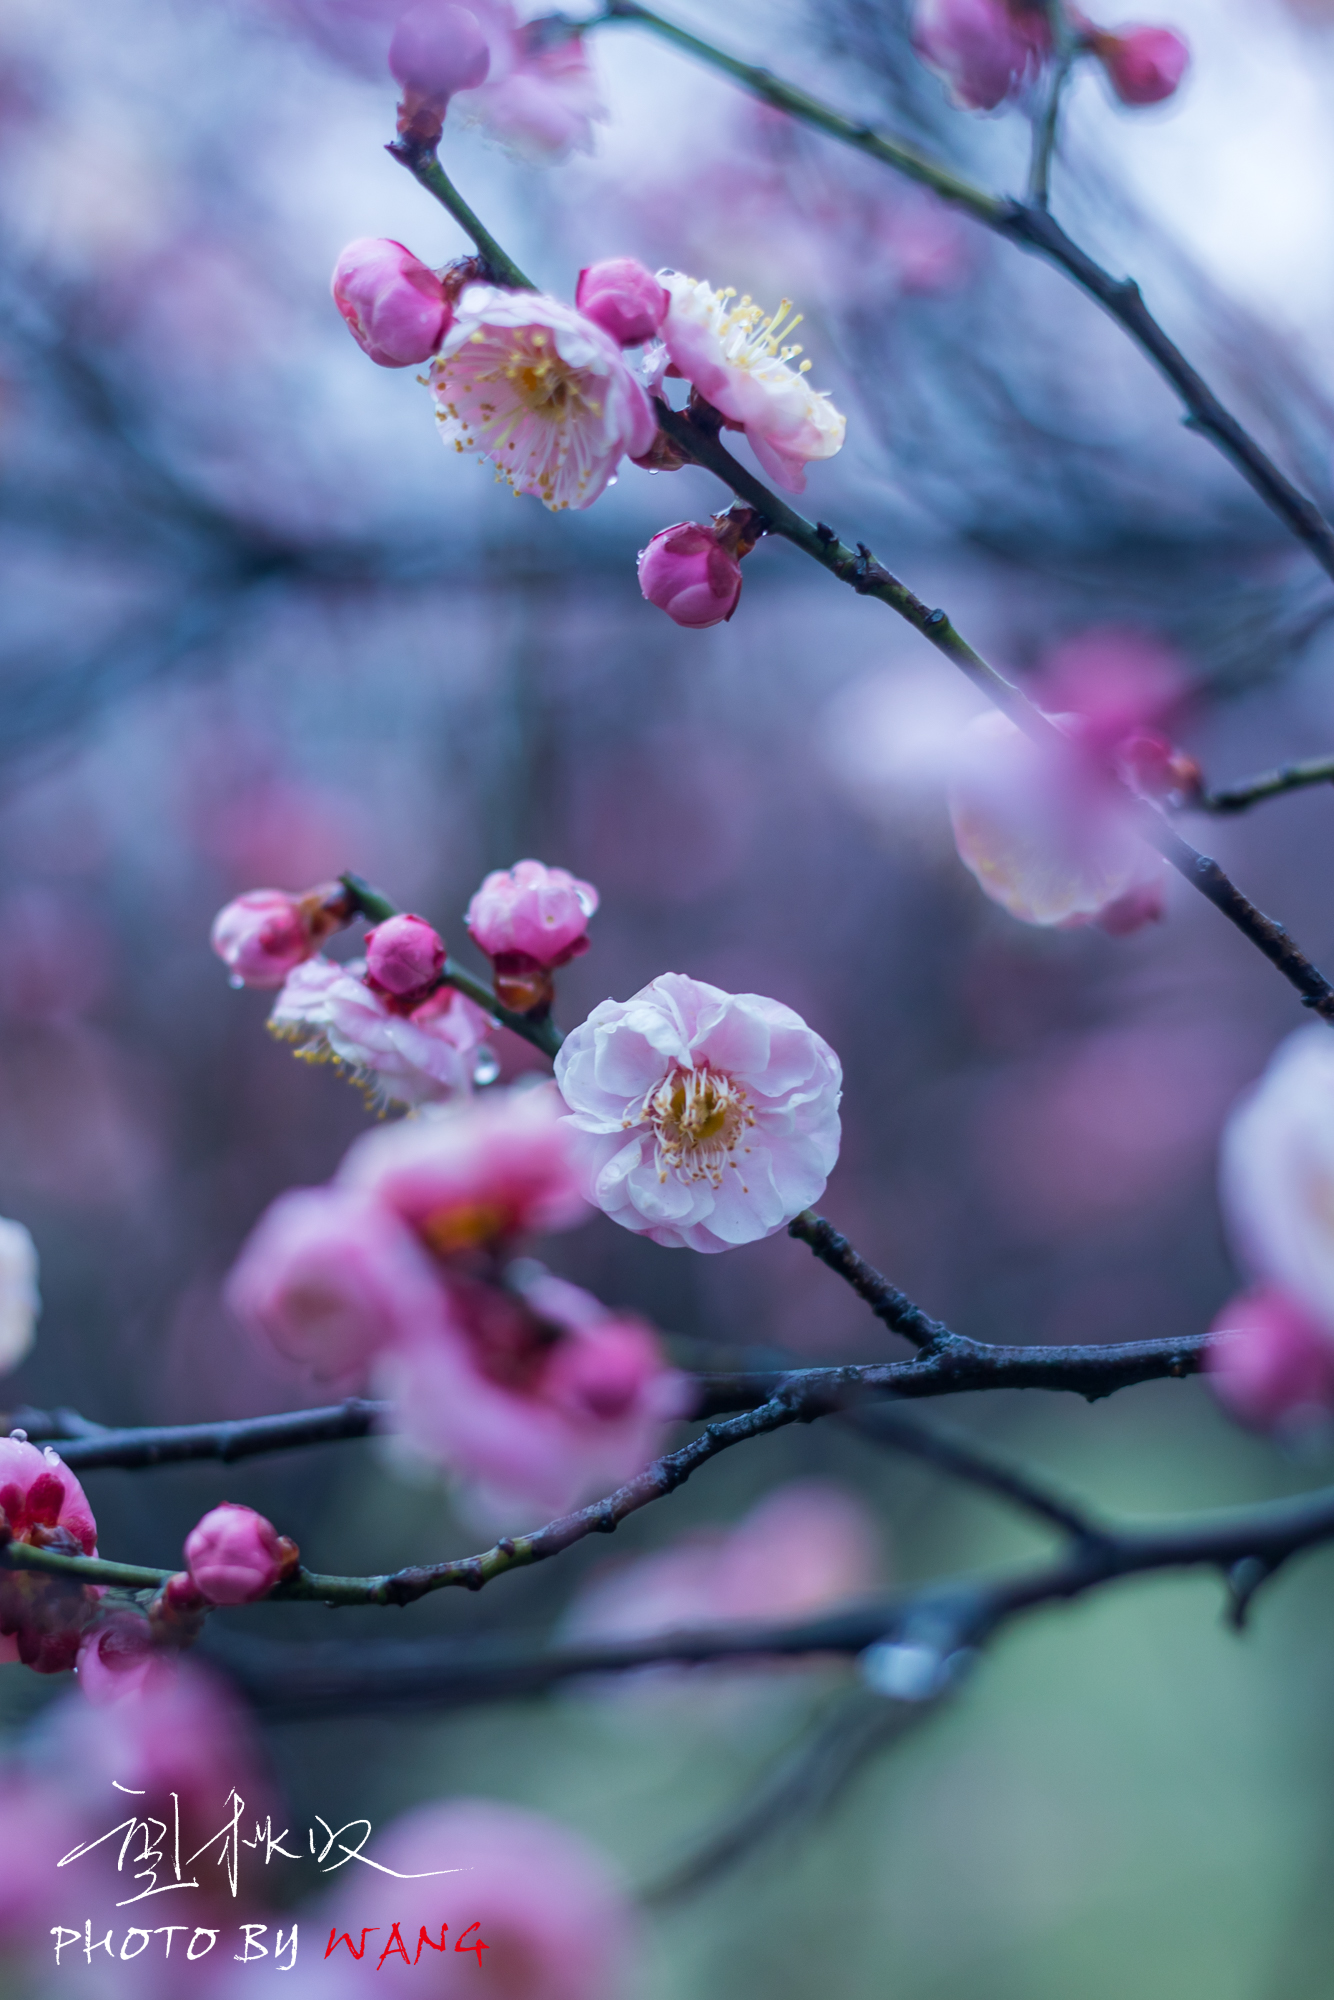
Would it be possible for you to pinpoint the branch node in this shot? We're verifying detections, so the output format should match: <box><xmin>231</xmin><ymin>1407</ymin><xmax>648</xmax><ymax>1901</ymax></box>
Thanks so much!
<box><xmin>1224</xmin><ymin>1555</ymin><xmax>1275</xmax><ymax>1631</ymax></box>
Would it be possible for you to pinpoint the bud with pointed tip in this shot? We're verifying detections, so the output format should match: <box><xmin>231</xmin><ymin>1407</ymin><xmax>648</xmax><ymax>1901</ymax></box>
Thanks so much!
<box><xmin>575</xmin><ymin>259</ymin><xmax>669</xmax><ymax>348</ymax></box>
<box><xmin>332</xmin><ymin>239</ymin><xmax>452</xmax><ymax>369</ymax></box>
<box><xmin>1089</xmin><ymin>23</ymin><xmax>1189</xmax><ymax>104</ymax></box>
<box><xmin>637</xmin><ymin>521</ymin><xmax>744</xmax><ymax>629</ymax></box>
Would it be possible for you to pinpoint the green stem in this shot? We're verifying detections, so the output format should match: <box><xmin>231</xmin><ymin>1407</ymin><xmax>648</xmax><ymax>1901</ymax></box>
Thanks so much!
<box><xmin>386</xmin><ymin>139</ymin><xmax>537</xmax><ymax>290</ymax></box>
<box><xmin>1202</xmin><ymin>756</ymin><xmax>1334</xmax><ymax>813</ymax></box>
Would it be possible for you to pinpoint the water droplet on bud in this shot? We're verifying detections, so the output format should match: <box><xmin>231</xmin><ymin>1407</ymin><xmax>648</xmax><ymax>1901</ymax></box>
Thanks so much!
<box><xmin>228</xmin><ymin>973</ymin><xmax>245</xmax><ymax>991</ymax></box>
<box><xmin>473</xmin><ymin>1048</ymin><xmax>501</xmax><ymax>1087</ymax></box>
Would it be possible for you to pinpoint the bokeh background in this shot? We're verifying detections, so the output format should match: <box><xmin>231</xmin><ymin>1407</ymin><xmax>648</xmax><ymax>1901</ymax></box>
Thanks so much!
<box><xmin>4</xmin><ymin>0</ymin><xmax>1334</xmax><ymax>1992</ymax></box>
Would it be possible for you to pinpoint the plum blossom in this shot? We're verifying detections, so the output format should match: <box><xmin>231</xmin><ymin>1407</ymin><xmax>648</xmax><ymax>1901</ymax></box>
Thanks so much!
<box><xmin>0</xmin><ymin>1219</ymin><xmax>38</xmax><ymax>1373</ymax></box>
<box><xmin>1206</xmin><ymin>1288</ymin><xmax>1334</xmax><ymax>1438</ymax></box>
<box><xmin>225</xmin><ymin>1184</ymin><xmax>446</xmax><ymax>1381</ymax></box>
<box><xmin>363</xmin><ymin>911</ymin><xmax>446</xmax><ymax>1001</ymax></box>
<box><xmin>911</xmin><ymin>0</ymin><xmax>1050</xmax><ymax>109</ymax></box>
<box><xmin>554</xmin><ymin>972</ymin><xmax>843</xmax><ymax>1253</ymax></box>
<box><xmin>656</xmin><ymin>272</ymin><xmax>845</xmax><ymax>492</ymax></box>
<box><xmin>74</xmin><ymin>1611</ymin><xmax>160</xmax><ymax>1705</ymax></box>
<box><xmin>466</xmin><ymin>858</ymin><xmax>597</xmax><ymax>1012</ymax></box>
<box><xmin>638</xmin><ymin>521</ymin><xmax>743</xmax><ymax>629</ymax></box>
<box><xmin>1220</xmin><ymin>1025</ymin><xmax>1334</xmax><ymax>1333</ymax></box>
<box><xmin>184</xmin><ymin>1503</ymin><xmax>298</xmax><ymax>1605</ymax></box>
<box><xmin>947</xmin><ymin>709</ymin><xmax>1166</xmax><ymax>931</ymax></box>
<box><xmin>269</xmin><ymin>954</ymin><xmax>493</xmax><ymax>1108</ymax></box>
<box><xmin>378</xmin><ymin>1268</ymin><xmax>685</xmax><ymax>1518</ymax></box>
<box><xmin>429</xmin><ymin>287</ymin><xmax>656</xmax><ymax>510</ymax></box>
<box><xmin>575</xmin><ymin>258</ymin><xmax>668</xmax><ymax>348</ymax></box>
<box><xmin>0</xmin><ymin>1439</ymin><xmax>100</xmax><ymax>1673</ymax></box>
<box><xmin>210</xmin><ymin>881</ymin><xmax>349</xmax><ymax>989</ymax></box>
<box><xmin>332</xmin><ymin>238</ymin><xmax>453</xmax><ymax>367</ymax></box>
<box><xmin>451</xmin><ymin>5</ymin><xmax>607</xmax><ymax>163</ymax></box>
<box><xmin>389</xmin><ymin>1</ymin><xmax>490</xmax><ymax>144</ymax></box>
<box><xmin>1090</xmin><ymin>23</ymin><xmax>1189</xmax><ymax>104</ymax></box>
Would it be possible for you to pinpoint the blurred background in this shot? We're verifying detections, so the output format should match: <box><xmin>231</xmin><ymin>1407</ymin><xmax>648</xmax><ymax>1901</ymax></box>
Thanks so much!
<box><xmin>3</xmin><ymin>0</ymin><xmax>1334</xmax><ymax>1992</ymax></box>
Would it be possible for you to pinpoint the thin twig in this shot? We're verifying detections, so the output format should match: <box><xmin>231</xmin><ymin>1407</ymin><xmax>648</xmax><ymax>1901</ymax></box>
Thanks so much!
<box><xmin>1201</xmin><ymin>756</ymin><xmax>1334</xmax><ymax>814</ymax></box>
<box><xmin>385</xmin><ymin>140</ymin><xmax>536</xmax><ymax>290</ymax></box>
<box><xmin>845</xmin><ymin>1406</ymin><xmax>1105</xmax><ymax>1541</ymax></box>
<box><xmin>1027</xmin><ymin>2</ymin><xmax>1076</xmax><ymax>208</ymax></box>
<box><xmin>789</xmin><ymin>1210</ymin><xmax>952</xmax><ymax>1348</ymax></box>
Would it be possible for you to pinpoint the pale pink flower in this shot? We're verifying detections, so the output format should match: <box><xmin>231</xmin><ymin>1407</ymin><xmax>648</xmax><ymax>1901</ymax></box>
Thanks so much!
<box><xmin>1220</xmin><ymin>1026</ymin><xmax>1334</xmax><ymax>1332</ymax></box>
<box><xmin>0</xmin><ymin>1440</ymin><xmax>100</xmax><ymax>1674</ymax></box>
<box><xmin>184</xmin><ymin>1503</ymin><xmax>298</xmax><ymax>1605</ymax></box>
<box><xmin>947</xmin><ymin>709</ymin><xmax>1166</xmax><ymax>931</ymax></box>
<box><xmin>74</xmin><ymin>1611</ymin><xmax>157</xmax><ymax>1706</ymax></box>
<box><xmin>313</xmin><ymin>1801</ymin><xmax>637</xmax><ymax>1999</ymax></box>
<box><xmin>225</xmin><ymin>1184</ymin><xmax>446</xmax><ymax>1380</ymax></box>
<box><xmin>1090</xmin><ymin>23</ymin><xmax>1189</xmax><ymax>104</ymax></box>
<box><xmin>1206</xmin><ymin>1288</ymin><xmax>1334</xmax><ymax>1438</ymax></box>
<box><xmin>332</xmin><ymin>238</ymin><xmax>453</xmax><ymax>367</ymax></box>
<box><xmin>269</xmin><ymin>954</ymin><xmax>493</xmax><ymax>1108</ymax></box>
<box><xmin>454</xmin><ymin>5</ymin><xmax>606</xmax><ymax>163</ymax></box>
<box><xmin>0</xmin><ymin>1219</ymin><xmax>38</xmax><ymax>1373</ymax></box>
<box><xmin>553</xmin><ymin>972</ymin><xmax>843</xmax><ymax>1253</ymax></box>
<box><xmin>337</xmin><ymin>1082</ymin><xmax>589</xmax><ymax>1253</ymax></box>
<box><xmin>211</xmin><ymin>883</ymin><xmax>348</xmax><ymax>989</ymax></box>
<box><xmin>575</xmin><ymin>257</ymin><xmax>668</xmax><ymax>348</ymax></box>
<box><xmin>429</xmin><ymin>286</ymin><xmax>656</xmax><ymax>510</ymax></box>
<box><xmin>378</xmin><ymin>1269</ymin><xmax>683</xmax><ymax>1518</ymax></box>
<box><xmin>911</xmin><ymin>0</ymin><xmax>1050</xmax><ymax>109</ymax></box>
<box><xmin>638</xmin><ymin>521</ymin><xmax>744</xmax><ymax>628</ymax></box>
<box><xmin>466</xmin><ymin>858</ymin><xmax>598</xmax><ymax>989</ymax></box>
<box><xmin>390</xmin><ymin>1</ymin><xmax>491</xmax><ymax>144</ymax></box>
<box><xmin>656</xmin><ymin>272</ymin><xmax>845</xmax><ymax>492</ymax></box>
<box><xmin>364</xmin><ymin>911</ymin><xmax>446</xmax><ymax>1002</ymax></box>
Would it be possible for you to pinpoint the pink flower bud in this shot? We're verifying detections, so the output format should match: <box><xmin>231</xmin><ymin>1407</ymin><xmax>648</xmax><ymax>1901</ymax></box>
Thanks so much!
<box><xmin>76</xmin><ymin>1613</ymin><xmax>158</xmax><ymax>1706</ymax></box>
<box><xmin>466</xmin><ymin>860</ymin><xmax>598</xmax><ymax>974</ymax></box>
<box><xmin>183</xmin><ymin>1504</ymin><xmax>298</xmax><ymax>1607</ymax></box>
<box><xmin>332</xmin><ymin>238</ymin><xmax>453</xmax><ymax>369</ymax></box>
<box><xmin>575</xmin><ymin>258</ymin><xmax>669</xmax><ymax>348</ymax></box>
<box><xmin>390</xmin><ymin>2</ymin><xmax>491</xmax><ymax>143</ymax></box>
<box><xmin>1115</xmin><ymin>727</ymin><xmax>1202</xmax><ymax>803</ymax></box>
<box><xmin>1206</xmin><ymin>1288</ymin><xmax>1334</xmax><ymax>1437</ymax></box>
<box><xmin>637</xmin><ymin>522</ymin><xmax>743</xmax><ymax>629</ymax></box>
<box><xmin>211</xmin><ymin>889</ymin><xmax>309</xmax><ymax>988</ymax></box>
<box><xmin>1092</xmin><ymin>24</ymin><xmax>1189</xmax><ymax>104</ymax></box>
<box><xmin>364</xmin><ymin>912</ymin><xmax>446</xmax><ymax>1005</ymax></box>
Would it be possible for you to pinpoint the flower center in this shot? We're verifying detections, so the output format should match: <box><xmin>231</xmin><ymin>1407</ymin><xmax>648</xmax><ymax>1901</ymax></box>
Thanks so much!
<box><xmin>636</xmin><ymin>1063</ymin><xmax>755</xmax><ymax>1187</ymax></box>
<box><xmin>501</xmin><ymin>330</ymin><xmax>595</xmax><ymax>424</ymax></box>
<box><xmin>697</xmin><ymin>282</ymin><xmax>814</xmax><ymax>377</ymax></box>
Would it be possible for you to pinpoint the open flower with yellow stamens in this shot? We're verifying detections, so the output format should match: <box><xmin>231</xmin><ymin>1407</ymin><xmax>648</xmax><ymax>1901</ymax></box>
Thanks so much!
<box><xmin>428</xmin><ymin>286</ymin><xmax>656</xmax><ymax>510</ymax></box>
<box><xmin>655</xmin><ymin>272</ymin><xmax>846</xmax><ymax>493</ymax></box>
<box><xmin>554</xmin><ymin>973</ymin><xmax>842</xmax><ymax>1253</ymax></box>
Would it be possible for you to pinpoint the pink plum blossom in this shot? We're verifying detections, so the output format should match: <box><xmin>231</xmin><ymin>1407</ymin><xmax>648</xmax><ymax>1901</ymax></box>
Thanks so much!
<box><xmin>1206</xmin><ymin>1288</ymin><xmax>1334</xmax><ymax>1438</ymax></box>
<box><xmin>911</xmin><ymin>0</ymin><xmax>1050</xmax><ymax>109</ymax></box>
<box><xmin>553</xmin><ymin>972</ymin><xmax>843</xmax><ymax>1253</ymax></box>
<box><xmin>1220</xmin><ymin>1025</ymin><xmax>1334</xmax><ymax>1331</ymax></box>
<box><xmin>1090</xmin><ymin>23</ymin><xmax>1189</xmax><ymax>104</ymax></box>
<box><xmin>378</xmin><ymin>1269</ymin><xmax>684</xmax><ymax>1518</ymax></box>
<box><xmin>638</xmin><ymin>521</ymin><xmax>744</xmax><ymax>629</ymax></box>
<box><xmin>656</xmin><ymin>272</ymin><xmax>845</xmax><ymax>492</ymax></box>
<box><xmin>575</xmin><ymin>258</ymin><xmax>668</xmax><ymax>347</ymax></box>
<box><xmin>364</xmin><ymin>911</ymin><xmax>446</xmax><ymax>1002</ymax></box>
<box><xmin>184</xmin><ymin>1503</ymin><xmax>298</xmax><ymax>1605</ymax></box>
<box><xmin>210</xmin><ymin>882</ymin><xmax>349</xmax><ymax>989</ymax></box>
<box><xmin>312</xmin><ymin>1801</ymin><xmax>638</xmax><ymax>2000</ymax></box>
<box><xmin>269</xmin><ymin>954</ymin><xmax>493</xmax><ymax>1108</ymax></box>
<box><xmin>225</xmin><ymin>1184</ymin><xmax>446</xmax><ymax>1380</ymax></box>
<box><xmin>0</xmin><ymin>1440</ymin><xmax>100</xmax><ymax>1674</ymax></box>
<box><xmin>0</xmin><ymin>1219</ymin><xmax>38</xmax><ymax>1374</ymax></box>
<box><xmin>332</xmin><ymin>238</ymin><xmax>453</xmax><ymax>368</ymax></box>
<box><xmin>338</xmin><ymin>1082</ymin><xmax>589</xmax><ymax>1253</ymax></box>
<box><xmin>947</xmin><ymin>709</ymin><xmax>1166</xmax><ymax>931</ymax></box>
<box><xmin>389</xmin><ymin>1</ymin><xmax>491</xmax><ymax>144</ymax></box>
<box><xmin>74</xmin><ymin>1611</ymin><xmax>158</xmax><ymax>1705</ymax></box>
<box><xmin>429</xmin><ymin>286</ymin><xmax>655</xmax><ymax>509</ymax></box>
<box><xmin>452</xmin><ymin>5</ymin><xmax>606</xmax><ymax>163</ymax></box>
<box><xmin>466</xmin><ymin>858</ymin><xmax>597</xmax><ymax>1011</ymax></box>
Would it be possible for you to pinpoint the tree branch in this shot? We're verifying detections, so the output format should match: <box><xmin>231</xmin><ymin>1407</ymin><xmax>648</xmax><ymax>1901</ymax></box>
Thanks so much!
<box><xmin>385</xmin><ymin>139</ymin><xmax>536</xmax><ymax>290</ymax></box>
<box><xmin>1200</xmin><ymin>756</ymin><xmax>1334</xmax><ymax>814</ymax></box>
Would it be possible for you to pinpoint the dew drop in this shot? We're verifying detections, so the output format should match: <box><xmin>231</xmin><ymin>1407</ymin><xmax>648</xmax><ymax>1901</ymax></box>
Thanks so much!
<box><xmin>473</xmin><ymin>1048</ymin><xmax>501</xmax><ymax>1087</ymax></box>
<box><xmin>228</xmin><ymin>973</ymin><xmax>245</xmax><ymax>990</ymax></box>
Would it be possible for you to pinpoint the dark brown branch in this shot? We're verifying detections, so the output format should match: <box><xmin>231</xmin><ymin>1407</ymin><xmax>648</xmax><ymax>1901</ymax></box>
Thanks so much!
<box><xmin>33</xmin><ymin>1399</ymin><xmax>386</xmax><ymax>1472</ymax></box>
<box><xmin>1200</xmin><ymin>756</ymin><xmax>1334</xmax><ymax>814</ymax></box>
<box><xmin>845</xmin><ymin>1406</ymin><xmax>1105</xmax><ymax>1542</ymax></box>
<box><xmin>789</xmin><ymin>1209</ymin><xmax>953</xmax><ymax>1349</ymax></box>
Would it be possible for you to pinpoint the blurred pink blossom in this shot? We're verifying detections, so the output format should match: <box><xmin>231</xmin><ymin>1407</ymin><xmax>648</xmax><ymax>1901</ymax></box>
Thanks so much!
<box><xmin>1035</xmin><ymin>626</ymin><xmax>1188</xmax><ymax>754</ymax></box>
<box><xmin>948</xmin><ymin>710</ymin><xmax>1165</xmax><ymax>931</ymax></box>
<box><xmin>554</xmin><ymin>971</ymin><xmax>842</xmax><ymax>1253</ymax></box>
<box><xmin>0</xmin><ymin>1218</ymin><xmax>38</xmax><ymax>1374</ymax></box>
<box><xmin>226</xmin><ymin>1184</ymin><xmax>445</xmax><ymax>1381</ymax></box>
<box><xmin>575</xmin><ymin>257</ymin><xmax>668</xmax><ymax>347</ymax></box>
<box><xmin>456</xmin><ymin>7</ymin><xmax>606</xmax><ymax>163</ymax></box>
<box><xmin>637</xmin><ymin>521</ymin><xmax>744</xmax><ymax>629</ymax></box>
<box><xmin>1090</xmin><ymin>22</ymin><xmax>1189</xmax><ymax>104</ymax></box>
<box><xmin>269</xmin><ymin>955</ymin><xmax>493</xmax><ymax>1108</ymax></box>
<box><xmin>184</xmin><ymin>1503</ymin><xmax>298</xmax><ymax>1605</ymax></box>
<box><xmin>429</xmin><ymin>286</ymin><xmax>655</xmax><ymax>509</ymax></box>
<box><xmin>390</xmin><ymin>1</ymin><xmax>490</xmax><ymax>143</ymax></box>
<box><xmin>1206</xmin><ymin>1288</ymin><xmax>1334</xmax><ymax>1437</ymax></box>
<box><xmin>74</xmin><ymin>1611</ymin><xmax>158</xmax><ymax>1706</ymax></box>
<box><xmin>332</xmin><ymin>238</ymin><xmax>453</xmax><ymax>367</ymax></box>
<box><xmin>466</xmin><ymin>860</ymin><xmax>597</xmax><ymax>1014</ymax></box>
<box><xmin>657</xmin><ymin>272</ymin><xmax>845</xmax><ymax>492</ymax></box>
<box><xmin>911</xmin><ymin>0</ymin><xmax>1050</xmax><ymax>109</ymax></box>
<box><xmin>1220</xmin><ymin>1025</ymin><xmax>1334</xmax><ymax>1331</ymax></box>
<box><xmin>211</xmin><ymin>883</ymin><xmax>348</xmax><ymax>989</ymax></box>
<box><xmin>0</xmin><ymin>1440</ymin><xmax>99</xmax><ymax>1674</ymax></box>
<box><xmin>364</xmin><ymin>911</ymin><xmax>446</xmax><ymax>1002</ymax></box>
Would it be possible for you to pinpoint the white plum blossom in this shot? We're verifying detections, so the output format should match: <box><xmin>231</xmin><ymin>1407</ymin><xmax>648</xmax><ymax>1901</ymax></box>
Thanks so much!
<box><xmin>269</xmin><ymin>956</ymin><xmax>494</xmax><ymax>1110</ymax></box>
<box><xmin>0</xmin><ymin>1220</ymin><xmax>38</xmax><ymax>1373</ymax></box>
<box><xmin>655</xmin><ymin>272</ymin><xmax>846</xmax><ymax>493</ymax></box>
<box><xmin>947</xmin><ymin>709</ymin><xmax>1165</xmax><ymax>933</ymax></box>
<box><xmin>428</xmin><ymin>287</ymin><xmax>656</xmax><ymax>510</ymax></box>
<box><xmin>1220</xmin><ymin>1026</ymin><xmax>1334</xmax><ymax>1336</ymax></box>
<box><xmin>554</xmin><ymin>973</ymin><xmax>842</xmax><ymax>1253</ymax></box>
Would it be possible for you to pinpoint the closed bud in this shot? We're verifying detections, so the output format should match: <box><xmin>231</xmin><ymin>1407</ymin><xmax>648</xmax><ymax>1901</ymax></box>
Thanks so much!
<box><xmin>1090</xmin><ymin>23</ymin><xmax>1189</xmax><ymax>104</ymax></box>
<box><xmin>390</xmin><ymin>1</ymin><xmax>491</xmax><ymax>144</ymax></box>
<box><xmin>332</xmin><ymin>239</ymin><xmax>453</xmax><ymax>369</ymax></box>
<box><xmin>364</xmin><ymin>912</ymin><xmax>446</xmax><ymax>1005</ymax></box>
<box><xmin>1115</xmin><ymin>727</ymin><xmax>1202</xmax><ymax>803</ymax></box>
<box><xmin>184</xmin><ymin>1504</ymin><xmax>298</xmax><ymax>1607</ymax></box>
<box><xmin>637</xmin><ymin>521</ymin><xmax>743</xmax><ymax>629</ymax></box>
<box><xmin>575</xmin><ymin>258</ymin><xmax>669</xmax><ymax>348</ymax></box>
<box><xmin>211</xmin><ymin>881</ymin><xmax>350</xmax><ymax>989</ymax></box>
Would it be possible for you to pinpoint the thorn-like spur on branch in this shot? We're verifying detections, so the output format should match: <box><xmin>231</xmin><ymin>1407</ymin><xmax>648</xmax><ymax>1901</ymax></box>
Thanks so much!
<box><xmin>1200</xmin><ymin>755</ymin><xmax>1334</xmax><ymax>814</ymax></box>
<box><xmin>385</xmin><ymin>137</ymin><xmax>536</xmax><ymax>292</ymax></box>
<box><xmin>601</xmin><ymin>3</ymin><xmax>1334</xmax><ymax>584</ymax></box>
<box><xmin>656</xmin><ymin>406</ymin><xmax>1334</xmax><ymax>1025</ymax></box>
<box><xmin>208</xmin><ymin>1471</ymin><xmax>1334</xmax><ymax>1716</ymax></box>
<box><xmin>338</xmin><ymin>871</ymin><xmax>564</xmax><ymax>1056</ymax></box>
